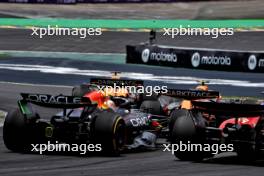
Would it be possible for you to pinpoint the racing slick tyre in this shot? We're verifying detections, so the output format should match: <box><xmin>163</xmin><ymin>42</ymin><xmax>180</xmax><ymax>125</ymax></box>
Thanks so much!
<box><xmin>170</xmin><ymin>110</ymin><xmax>209</xmax><ymax>161</ymax></box>
<box><xmin>3</xmin><ymin>109</ymin><xmax>36</xmax><ymax>152</ymax></box>
<box><xmin>169</xmin><ymin>109</ymin><xmax>189</xmax><ymax>133</ymax></box>
<box><xmin>140</xmin><ymin>100</ymin><xmax>164</xmax><ymax>115</ymax></box>
<box><xmin>93</xmin><ymin>110</ymin><xmax>126</xmax><ymax>156</ymax></box>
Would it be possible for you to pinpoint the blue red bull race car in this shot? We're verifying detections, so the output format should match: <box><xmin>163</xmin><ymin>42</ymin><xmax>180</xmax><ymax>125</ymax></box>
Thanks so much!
<box><xmin>3</xmin><ymin>76</ymin><xmax>264</xmax><ymax>161</ymax></box>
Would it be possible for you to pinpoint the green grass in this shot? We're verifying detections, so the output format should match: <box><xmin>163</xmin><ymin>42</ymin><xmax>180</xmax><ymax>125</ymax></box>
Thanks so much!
<box><xmin>0</xmin><ymin>53</ymin><xmax>10</xmax><ymax>59</ymax></box>
<box><xmin>0</xmin><ymin>18</ymin><xmax>264</xmax><ymax>29</ymax></box>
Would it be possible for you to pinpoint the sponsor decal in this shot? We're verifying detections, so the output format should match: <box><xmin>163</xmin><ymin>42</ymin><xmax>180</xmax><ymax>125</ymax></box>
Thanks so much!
<box><xmin>90</xmin><ymin>78</ymin><xmax>143</xmax><ymax>87</ymax></box>
<box><xmin>191</xmin><ymin>52</ymin><xmax>200</xmax><ymax>68</ymax></box>
<box><xmin>164</xmin><ymin>89</ymin><xmax>219</xmax><ymax>99</ymax></box>
<box><xmin>191</xmin><ymin>53</ymin><xmax>231</xmax><ymax>67</ymax></box>
<box><xmin>141</xmin><ymin>49</ymin><xmax>150</xmax><ymax>63</ymax></box>
<box><xmin>248</xmin><ymin>55</ymin><xmax>257</xmax><ymax>70</ymax></box>
<box><xmin>150</xmin><ymin>52</ymin><xmax>177</xmax><ymax>63</ymax></box>
<box><xmin>201</xmin><ymin>55</ymin><xmax>231</xmax><ymax>66</ymax></box>
<box><xmin>258</xmin><ymin>59</ymin><xmax>264</xmax><ymax>68</ymax></box>
<box><xmin>141</xmin><ymin>49</ymin><xmax>177</xmax><ymax>63</ymax></box>
<box><xmin>130</xmin><ymin>116</ymin><xmax>149</xmax><ymax>127</ymax></box>
<box><xmin>22</xmin><ymin>94</ymin><xmax>81</xmax><ymax>104</ymax></box>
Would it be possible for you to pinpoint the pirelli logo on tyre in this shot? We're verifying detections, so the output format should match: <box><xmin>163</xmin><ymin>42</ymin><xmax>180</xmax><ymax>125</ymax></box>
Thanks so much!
<box><xmin>141</xmin><ymin>49</ymin><xmax>177</xmax><ymax>63</ymax></box>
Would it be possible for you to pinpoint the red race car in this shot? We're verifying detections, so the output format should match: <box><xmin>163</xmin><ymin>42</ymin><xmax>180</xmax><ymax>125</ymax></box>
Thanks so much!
<box><xmin>169</xmin><ymin>98</ymin><xmax>264</xmax><ymax>161</ymax></box>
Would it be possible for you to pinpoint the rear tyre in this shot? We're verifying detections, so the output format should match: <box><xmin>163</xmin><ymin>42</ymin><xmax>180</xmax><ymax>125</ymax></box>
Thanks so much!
<box><xmin>93</xmin><ymin>110</ymin><xmax>126</xmax><ymax>156</ymax></box>
<box><xmin>3</xmin><ymin>109</ymin><xmax>34</xmax><ymax>152</ymax></box>
<box><xmin>170</xmin><ymin>110</ymin><xmax>208</xmax><ymax>161</ymax></box>
<box><xmin>169</xmin><ymin>109</ymin><xmax>189</xmax><ymax>133</ymax></box>
<box><xmin>140</xmin><ymin>100</ymin><xmax>164</xmax><ymax>115</ymax></box>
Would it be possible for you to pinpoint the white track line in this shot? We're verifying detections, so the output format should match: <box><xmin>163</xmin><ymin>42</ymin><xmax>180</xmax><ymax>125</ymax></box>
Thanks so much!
<box><xmin>0</xmin><ymin>63</ymin><xmax>264</xmax><ymax>88</ymax></box>
<box><xmin>0</xmin><ymin>81</ymin><xmax>73</xmax><ymax>88</ymax></box>
<box><xmin>0</xmin><ymin>50</ymin><xmax>125</xmax><ymax>55</ymax></box>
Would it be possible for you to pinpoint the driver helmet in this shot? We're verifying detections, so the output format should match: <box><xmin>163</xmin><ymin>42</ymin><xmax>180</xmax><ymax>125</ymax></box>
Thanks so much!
<box><xmin>84</xmin><ymin>91</ymin><xmax>108</xmax><ymax>109</ymax></box>
<box><xmin>103</xmin><ymin>87</ymin><xmax>129</xmax><ymax>97</ymax></box>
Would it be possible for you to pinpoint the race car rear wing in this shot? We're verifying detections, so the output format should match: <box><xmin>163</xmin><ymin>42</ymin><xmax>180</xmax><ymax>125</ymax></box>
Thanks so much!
<box><xmin>19</xmin><ymin>93</ymin><xmax>93</xmax><ymax>109</ymax></box>
<box><xmin>90</xmin><ymin>78</ymin><xmax>144</xmax><ymax>87</ymax></box>
<box><xmin>192</xmin><ymin>100</ymin><xmax>264</xmax><ymax>117</ymax></box>
<box><xmin>162</xmin><ymin>89</ymin><xmax>220</xmax><ymax>100</ymax></box>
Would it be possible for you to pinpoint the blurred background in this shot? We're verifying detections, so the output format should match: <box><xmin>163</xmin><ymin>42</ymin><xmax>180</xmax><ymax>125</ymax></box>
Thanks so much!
<box><xmin>0</xmin><ymin>0</ymin><xmax>263</xmax><ymax>19</ymax></box>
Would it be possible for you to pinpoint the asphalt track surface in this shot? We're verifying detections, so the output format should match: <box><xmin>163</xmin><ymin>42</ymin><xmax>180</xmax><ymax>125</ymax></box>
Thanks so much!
<box><xmin>0</xmin><ymin>57</ymin><xmax>264</xmax><ymax>97</ymax></box>
<box><xmin>0</xmin><ymin>29</ymin><xmax>264</xmax><ymax>97</ymax></box>
<box><xmin>1</xmin><ymin>29</ymin><xmax>264</xmax><ymax>52</ymax></box>
<box><xmin>0</xmin><ymin>30</ymin><xmax>264</xmax><ymax>175</ymax></box>
<box><xmin>0</xmin><ymin>58</ymin><xmax>264</xmax><ymax>175</ymax></box>
<box><xmin>0</xmin><ymin>0</ymin><xmax>264</xmax><ymax>19</ymax></box>
<box><xmin>0</xmin><ymin>83</ymin><xmax>264</xmax><ymax>176</ymax></box>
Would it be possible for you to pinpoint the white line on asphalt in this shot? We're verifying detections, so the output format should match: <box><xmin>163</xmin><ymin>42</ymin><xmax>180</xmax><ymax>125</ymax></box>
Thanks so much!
<box><xmin>0</xmin><ymin>81</ymin><xmax>73</xmax><ymax>88</ymax></box>
<box><xmin>0</xmin><ymin>50</ymin><xmax>125</xmax><ymax>55</ymax></box>
<box><xmin>0</xmin><ymin>63</ymin><xmax>264</xmax><ymax>88</ymax></box>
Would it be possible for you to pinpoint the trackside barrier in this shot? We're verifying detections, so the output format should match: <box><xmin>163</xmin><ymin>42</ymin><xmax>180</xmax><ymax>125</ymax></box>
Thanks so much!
<box><xmin>126</xmin><ymin>44</ymin><xmax>264</xmax><ymax>72</ymax></box>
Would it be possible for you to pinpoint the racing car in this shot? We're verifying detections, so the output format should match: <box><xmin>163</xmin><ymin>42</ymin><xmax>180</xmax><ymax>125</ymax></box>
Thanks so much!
<box><xmin>70</xmin><ymin>77</ymin><xmax>222</xmax><ymax>142</ymax></box>
<box><xmin>3</xmin><ymin>76</ymin><xmax>221</xmax><ymax>155</ymax></box>
<box><xmin>3</xmin><ymin>94</ymin><xmax>127</xmax><ymax>155</ymax></box>
<box><xmin>2</xmin><ymin>77</ymin><xmax>164</xmax><ymax>154</ymax></box>
<box><xmin>69</xmin><ymin>77</ymin><xmax>221</xmax><ymax>148</ymax></box>
<box><xmin>72</xmin><ymin>76</ymin><xmax>217</xmax><ymax>116</ymax></box>
<box><xmin>169</xmin><ymin>98</ymin><xmax>264</xmax><ymax>161</ymax></box>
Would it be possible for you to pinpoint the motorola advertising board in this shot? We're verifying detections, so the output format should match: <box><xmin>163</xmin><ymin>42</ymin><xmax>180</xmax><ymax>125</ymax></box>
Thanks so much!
<box><xmin>126</xmin><ymin>44</ymin><xmax>264</xmax><ymax>72</ymax></box>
